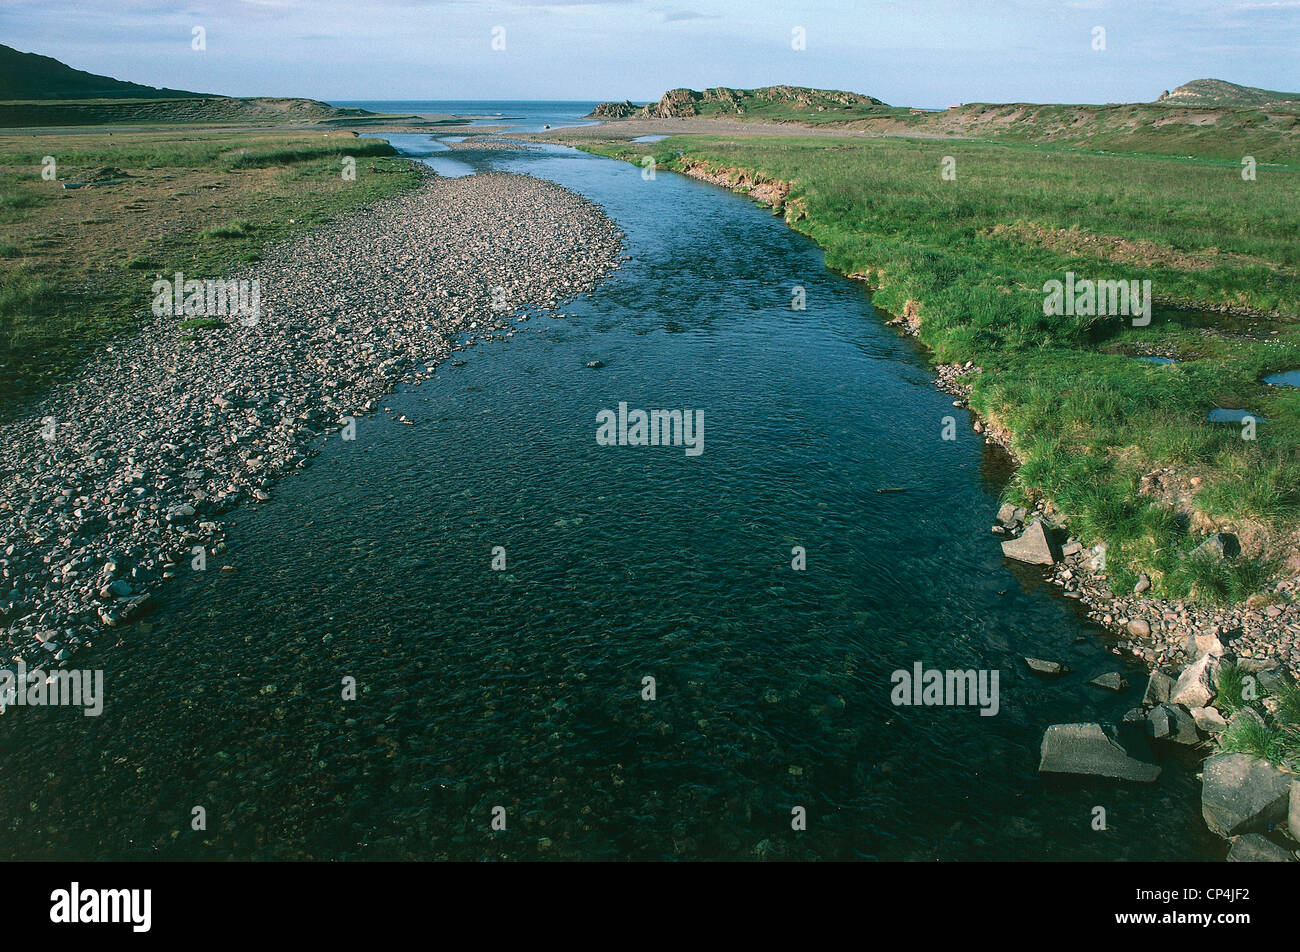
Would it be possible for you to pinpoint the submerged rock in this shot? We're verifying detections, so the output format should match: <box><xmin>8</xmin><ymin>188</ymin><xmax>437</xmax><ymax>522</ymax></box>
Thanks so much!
<box><xmin>1089</xmin><ymin>672</ymin><xmax>1130</xmax><ymax>693</ymax></box>
<box><xmin>1025</xmin><ymin>657</ymin><xmax>1070</xmax><ymax>677</ymax></box>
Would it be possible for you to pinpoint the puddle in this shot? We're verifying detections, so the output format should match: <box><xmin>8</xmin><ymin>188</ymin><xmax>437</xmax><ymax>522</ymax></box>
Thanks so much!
<box><xmin>1208</xmin><ymin>408</ymin><xmax>1268</xmax><ymax>423</ymax></box>
<box><xmin>1136</xmin><ymin>356</ymin><xmax>1175</xmax><ymax>365</ymax></box>
<box><xmin>631</xmin><ymin>135</ymin><xmax>669</xmax><ymax>143</ymax></box>
<box><xmin>1263</xmin><ymin>369</ymin><xmax>1300</xmax><ymax>387</ymax></box>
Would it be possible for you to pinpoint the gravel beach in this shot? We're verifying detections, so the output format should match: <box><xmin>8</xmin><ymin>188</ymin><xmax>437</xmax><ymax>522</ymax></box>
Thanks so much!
<box><xmin>0</xmin><ymin>166</ymin><xmax>624</xmax><ymax>668</ymax></box>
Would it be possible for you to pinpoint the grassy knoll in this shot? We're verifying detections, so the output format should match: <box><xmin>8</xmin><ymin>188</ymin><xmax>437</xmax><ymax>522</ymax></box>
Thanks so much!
<box><xmin>0</xmin><ymin>128</ymin><xmax>420</xmax><ymax>419</ymax></box>
<box><xmin>584</xmin><ymin>134</ymin><xmax>1300</xmax><ymax>602</ymax></box>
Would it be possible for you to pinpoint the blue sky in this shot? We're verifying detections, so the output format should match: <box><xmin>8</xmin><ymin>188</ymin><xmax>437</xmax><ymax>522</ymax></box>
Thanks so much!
<box><xmin>2</xmin><ymin>0</ymin><xmax>1296</xmax><ymax>106</ymax></box>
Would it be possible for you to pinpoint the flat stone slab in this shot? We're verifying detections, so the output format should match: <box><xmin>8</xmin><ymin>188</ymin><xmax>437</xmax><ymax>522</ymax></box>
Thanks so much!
<box><xmin>1025</xmin><ymin>657</ymin><xmax>1069</xmax><ymax>677</ymax></box>
<box><xmin>1201</xmin><ymin>753</ymin><xmax>1292</xmax><ymax>837</ymax></box>
<box><xmin>1089</xmin><ymin>672</ymin><xmax>1130</xmax><ymax>693</ymax></box>
<box><xmin>1039</xmin><ymin>723</ymin><xmax>1161</xmax><ymax>783</ymax></box>
<box><xmin>1001</xmin><ymin>519</ymin><xmax>1060</xmax><ymax>566</ymax></box>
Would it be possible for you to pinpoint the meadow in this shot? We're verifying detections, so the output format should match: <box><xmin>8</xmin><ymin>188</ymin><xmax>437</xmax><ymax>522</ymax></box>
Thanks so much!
<box><xmin>0</xmin><ymin>129</ymin><xmax>420</xmax><ymax>418</ymax></box>
<box><xmin>584</xmin><ymin>134</ymin><xmax>1300</xmax><ymax>602</ymax></box>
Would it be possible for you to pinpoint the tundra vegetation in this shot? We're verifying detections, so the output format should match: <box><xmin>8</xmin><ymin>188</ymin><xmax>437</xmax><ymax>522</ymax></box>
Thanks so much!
<box><xmin>0</xmin><ymin>128</ymin><xmax>419</xmax><ymax>418</ymax></box>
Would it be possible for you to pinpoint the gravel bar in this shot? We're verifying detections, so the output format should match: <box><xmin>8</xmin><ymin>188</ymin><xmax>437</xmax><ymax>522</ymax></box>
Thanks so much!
<box><xmin>0</xmin><ymin>167</ymin><xmax>624</xmax><ymax>668</ymax></box>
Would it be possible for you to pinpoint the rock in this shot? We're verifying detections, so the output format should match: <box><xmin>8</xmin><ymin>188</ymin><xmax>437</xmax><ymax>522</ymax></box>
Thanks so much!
<box><xmin>1190</xmin><ymin>706</ymin><xmax>1227</xmax><ymax>732</ymax></box>
<box><xmin>1290</xmin><ymin>780</ymin><xmax>1300</xmax><ymax>842</ymax></box>
<box><xmin>1133</xmin><ymin>573</ymin><xmax>1150</xmax><ymax>594</ymax></box>
<box><xmin>1038</xmin><ymin>723</ymin><xmax>1161</xmax><ymax>783</ymax></box>
<box><xmin>1226</xmin><ymin>833</ymin><xmax>1293</xmax><ymax>862</ymax></box>
<box><xmin>1192</xmin><ymin>532</ymin><xmax>1241</xmax><ymax>561</ymax></box>
<box><xmin>1228</xmin><ymin>706</ymin><xmax>1266</xmax><ymax>733</ymax></box>
<box><xmin>1142</xmin><ymin>670</ymin><xmax>1175</xmax><ymax>706</ymax></box>
<box><xmin>167</xmin><ymin>504</ymin><xmax>196</xmax><ymax>523</ymax></box>
<box><xmin>107</xmin><ymin>579</ymin><xmax>132</xmax><ymax>599</ymax></box>
<box><xmin>1001</xmin><ymin>520</ymin><xmax>1060</xmax><ymax>565</ymax></box>
<box><xmin>1201</xmin><ymin>753</ymin><xmax>1292</xmax><ymax>837</ymax></box>
<box><xmin>1089</xmin><ymin>672</ymin><xmax>1130</xmax><ymax>692</ymax></box>
<box><xmin>584</xmin><ymin>360</ymin><xmax>604</xmax><ymax>369</ymax></box>
<box><xmin>1127</xmin><ymin>619</ymin><xmax>1151</xmax><ymax>638</ymax></box>
<box><xmin>1148</xmin><ymin>703</ymin><xmax>1199</xmax><ymax>745</ymax></box>
<box><xmin>1192</xmin><ymin>632</ymin><xmax>1225</xmax><ymax>658</ymax></box>
<box><xmin>1025</xmin><ymin>657</ymin><xmax>1070</xmax><ymax>677</ymax></box>
<box><xmin>1062</xmin><ymin>541</ymin><xmax>1082</xmax><ymax>558</ymax></box>
<box><xmin>1170</xmin><ymin>653</ymin><xmax>1219</xmax><ymax>708</ymax></box>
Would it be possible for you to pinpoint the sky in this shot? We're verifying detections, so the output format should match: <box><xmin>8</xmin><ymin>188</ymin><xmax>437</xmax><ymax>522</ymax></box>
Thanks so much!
<box><xmin>1</xmin><ymin>0</ymin><xmax>1297</xmax><ymax>106</ymax></box>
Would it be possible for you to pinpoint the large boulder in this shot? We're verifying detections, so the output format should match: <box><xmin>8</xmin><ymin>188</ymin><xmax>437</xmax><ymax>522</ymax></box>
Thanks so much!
<box><xmin>1201</xmin><ymin>753</ymin><xmax>1292</xmax><ymax>837</ymax></box>
<box><xmin>1001</xmin><ymin>519</ymin><xmax>1060</xmax><ymax>565</ymax></box>
<box><xmin>1038</xmin><ymin>723</ymin><xmax>1161</xmax><ymax>783</ymax></box>
<box><xmin>1226</xmin><ymin>834</ymin><xmax>1293</xmax><ymax>862</ymax></box>
<box><xmin>1170</xmin><ymin>654</ymin><xmax>1219</xmax><ymax>708</ymax></box>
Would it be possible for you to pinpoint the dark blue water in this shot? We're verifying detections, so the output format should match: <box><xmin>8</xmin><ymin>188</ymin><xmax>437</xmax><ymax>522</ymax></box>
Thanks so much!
<box><xmin>0</xmin><ymin>120</ymin><xmax>1222</xmax><ymax>861</ymax></box>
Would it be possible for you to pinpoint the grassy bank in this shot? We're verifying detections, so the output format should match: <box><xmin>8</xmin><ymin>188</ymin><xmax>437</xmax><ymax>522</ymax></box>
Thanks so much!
<box><xmin>583</xmin><ymin>134</ymin><xmax>1300</xmax><ymax>603</ymax></box>
<box><xmin>0</xmin><ymin>128</ymin><xmax>420</xmax><ymax>419</ymax></box>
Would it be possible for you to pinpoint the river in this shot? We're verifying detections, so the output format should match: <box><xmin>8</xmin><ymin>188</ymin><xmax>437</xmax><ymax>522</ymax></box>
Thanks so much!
<box><xmin>0</xmin><ymin>108</ymin><xmax>1222</xmax><ymax>861</ymax></box>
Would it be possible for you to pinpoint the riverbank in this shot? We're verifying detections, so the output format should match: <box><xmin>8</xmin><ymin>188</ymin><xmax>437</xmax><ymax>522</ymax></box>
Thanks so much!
<box><xmin>573</xmin><ymin>132</ymin><xmax>1300</xmax><ymax>859</ymax></box>
<box><xmin>0</xmin><ymin>165</ymin><xmax>624</xmax><ymax>670</ymax></box>
<box><xmin>575</xmin><ymin>134</ymin><xmax>1300</xmax><ymax>619</ymax></box>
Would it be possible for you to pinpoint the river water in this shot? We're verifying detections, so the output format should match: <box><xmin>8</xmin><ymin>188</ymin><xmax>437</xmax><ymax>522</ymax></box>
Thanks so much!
<box><xmin>0</xmin><ymin>110</ymin><xmax>1222</xmax><ymax>861</ymax></box>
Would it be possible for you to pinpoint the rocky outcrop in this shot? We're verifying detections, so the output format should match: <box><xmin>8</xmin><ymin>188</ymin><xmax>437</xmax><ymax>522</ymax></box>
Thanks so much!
<box><xmin>587</xmin><ymin>85</ymin><xmax>888</xmax><ymax>121</ymax></box>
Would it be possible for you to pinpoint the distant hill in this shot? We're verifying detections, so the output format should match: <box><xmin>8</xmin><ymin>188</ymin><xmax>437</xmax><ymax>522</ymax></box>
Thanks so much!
<box><xmin>583</xmin><ymin>82</ymin><xmax>1299</xmax><ymax>163</ymax></box>
<box><xmin>0</xmin><ymin>43</ymin><xmax>211</xmax><ymax>99</ymax></box>
<box><xmin>0</xmin><ymin>95</ymin><xmax>385</xmax><ymax>127</ymax></box>
<box><xmin>1156</xmin><ymin>78</ymin><xmax>1300</xmax><ymax>110</ymax></box>
<box><xmin>586</xmin><ymin>86</ymin><xmax>890</xmax><ymax>122</ymax></box>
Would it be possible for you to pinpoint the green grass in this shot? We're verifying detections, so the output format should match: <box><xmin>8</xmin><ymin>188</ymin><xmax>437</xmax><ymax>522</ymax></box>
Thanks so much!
<box><xmin>1214</xmin><ymin>663</ymin><xmax>1300</xmax><ymax>768</ymax></box>
<box><xmin>0</xmin><ymin>129</ymin><xmax>418</xmax><ymax>419</ymax></box>
<box><xmin>583</xmin><ymin>133</ymin><xmax>1300</xmax><ymax>600</ymax></box>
